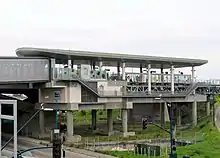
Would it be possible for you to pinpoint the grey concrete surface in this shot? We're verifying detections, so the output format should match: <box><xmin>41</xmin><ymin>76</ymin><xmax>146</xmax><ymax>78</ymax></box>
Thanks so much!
<box><xmin>3</xmin><ymin>136</ymin><xmax>116</xmax><ymax>158</ymax></box>
<box><xmin>215</xmin><ymin>107</ymin><xmax>220</xmax><ymax>131</ymax></box>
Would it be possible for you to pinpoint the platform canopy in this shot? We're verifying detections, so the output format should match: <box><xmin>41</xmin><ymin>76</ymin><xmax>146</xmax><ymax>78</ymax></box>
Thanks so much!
<box><xmin>16</xmin><ymin>47</ymin><xmax>208</xmax><ymax>69</ymax></box>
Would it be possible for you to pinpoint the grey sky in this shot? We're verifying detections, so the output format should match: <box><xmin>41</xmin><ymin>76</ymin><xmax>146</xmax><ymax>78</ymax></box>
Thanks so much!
<box><xmin>0</xmin><ymin>0</ymin><xmax>219</xmax><ymax>79</ymax></box>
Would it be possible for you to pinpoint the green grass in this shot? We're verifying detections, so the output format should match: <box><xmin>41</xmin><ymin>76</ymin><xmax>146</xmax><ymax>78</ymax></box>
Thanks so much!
<box><xmin>101</xmin><ymin>117</ymin><xmax>220</xmax><ymax>158</ymax></box>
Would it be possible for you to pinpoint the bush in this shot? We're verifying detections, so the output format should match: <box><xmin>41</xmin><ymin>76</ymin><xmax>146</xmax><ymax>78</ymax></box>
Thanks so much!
<box><xmin>80</xmin><ymin>110</ymin><xmax>87</xmax><ymax>116</ymax></box>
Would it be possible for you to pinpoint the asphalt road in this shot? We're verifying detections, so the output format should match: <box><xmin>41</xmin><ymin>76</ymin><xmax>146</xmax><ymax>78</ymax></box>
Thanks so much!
<box><xmin>4</xmin><ymin>140</ymin><xmax>95</xmax><ymax>158</ymax></box>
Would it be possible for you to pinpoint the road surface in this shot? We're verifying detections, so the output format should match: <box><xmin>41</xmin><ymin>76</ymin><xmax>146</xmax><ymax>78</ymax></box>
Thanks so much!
<box><xmin>3</xmin><ymin>139</ymin><xmax>95</xmax><ymax>158</ymax></box>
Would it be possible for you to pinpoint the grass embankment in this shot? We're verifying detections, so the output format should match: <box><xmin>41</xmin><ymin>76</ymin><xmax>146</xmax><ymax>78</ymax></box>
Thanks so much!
<box><xmin>103</xmin><ymin>117</ymin><xmax>220</xmax><ymax>158</ymax></box>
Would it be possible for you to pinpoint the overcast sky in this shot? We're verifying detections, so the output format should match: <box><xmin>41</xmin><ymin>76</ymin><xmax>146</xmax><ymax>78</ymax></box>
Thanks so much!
<box><xmin>0</xmin><ymin>0</ymin><xmax>219</xmax><ymax>79</ymax></box>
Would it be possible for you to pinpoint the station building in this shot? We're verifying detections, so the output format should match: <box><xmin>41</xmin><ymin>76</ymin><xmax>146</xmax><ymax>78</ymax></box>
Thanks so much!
<box><xmin>7</xmin><ymin>47</ymin><xmax>218</xmax><ymax>138</ymax></box>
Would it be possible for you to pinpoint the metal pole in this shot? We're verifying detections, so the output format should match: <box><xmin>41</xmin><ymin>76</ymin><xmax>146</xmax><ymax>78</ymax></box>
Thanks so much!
<box><xmin>1</xmin><ymin>108</ymin><xmax>42</xmax><ymax>151</ymax></box>
<box><xmin>13</xmin><ymin>101</ymin><xmax>18</xmax><ymax>158</ymax></box>
<box><xmin>56</xmin><ymin>99</ymin><xmax>59</xmax><ymax>129</ymax></box>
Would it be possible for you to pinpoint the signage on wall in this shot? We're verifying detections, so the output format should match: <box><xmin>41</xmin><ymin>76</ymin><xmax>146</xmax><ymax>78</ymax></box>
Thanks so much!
<box><xmin>54</xmin><ymin>90</ymin><xmax>61</xmax><ymax>101</ymax></box>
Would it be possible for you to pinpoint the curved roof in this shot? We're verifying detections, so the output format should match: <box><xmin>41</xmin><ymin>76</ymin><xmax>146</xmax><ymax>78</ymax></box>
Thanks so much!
<box><xmin>16</xmin><ymin>47</ymin><xmax>208</xmax><ymax>68</ymax></box>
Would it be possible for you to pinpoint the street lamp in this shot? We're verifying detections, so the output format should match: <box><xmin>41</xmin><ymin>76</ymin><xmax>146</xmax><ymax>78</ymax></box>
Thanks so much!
<box><xmin>155</xmin><ymin>95</ymin><xmax>175</xmax><ymax>158</ymax></box>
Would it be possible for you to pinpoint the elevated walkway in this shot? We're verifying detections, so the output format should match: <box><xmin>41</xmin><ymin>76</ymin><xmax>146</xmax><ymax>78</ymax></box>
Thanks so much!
<box><xmin>0</xmin><ymin>57</ymin><xmax>49</xmax><ymax>83</ymax></box>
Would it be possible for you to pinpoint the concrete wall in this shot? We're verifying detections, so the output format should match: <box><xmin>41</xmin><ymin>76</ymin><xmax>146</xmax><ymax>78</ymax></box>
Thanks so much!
<box><xmin>39</xmin><ymin>81</ymin><xmax>82</xmax><ymax>103</ymax></box>
<box><xmin>67</xmin><ymin>82</ymin><xmax>81</xmax><ymax>103</ymax></box>
<box><xmin>97</xmin><ymin>81</ymin><xmax>123</xmax><ymax>96</ymax></box>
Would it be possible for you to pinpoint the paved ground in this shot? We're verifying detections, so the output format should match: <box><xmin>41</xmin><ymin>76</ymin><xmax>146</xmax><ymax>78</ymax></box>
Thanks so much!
<box><xmin>5</xmin><ymin>141</ymin><xmax>95</xmax><ymax>158</ymax></box>
<box><xmin>2</xmin><ymin>135</ymin><xmax>116</xmax><ymax>158</ymax></box>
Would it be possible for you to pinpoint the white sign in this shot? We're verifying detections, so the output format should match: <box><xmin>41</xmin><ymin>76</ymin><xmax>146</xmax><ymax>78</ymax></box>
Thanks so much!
<box><xmin>54</xmin><ymin>91</ymin><xmax>61</xmax><ymax>100</ymax></box>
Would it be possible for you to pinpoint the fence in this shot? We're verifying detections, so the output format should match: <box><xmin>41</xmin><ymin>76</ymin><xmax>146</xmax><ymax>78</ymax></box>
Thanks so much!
<box><xmin>72</xmin><ymin>131</ymin><xmax>204</xmax><ymax>157</ymax></box>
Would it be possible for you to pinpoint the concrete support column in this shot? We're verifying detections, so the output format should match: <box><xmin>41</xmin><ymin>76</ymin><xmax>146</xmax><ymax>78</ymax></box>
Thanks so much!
<box><xmin>140</xmin><ymin>64</ymin><xmax>144</xmax><ymax>82</ymax></box>
<box><xmin>164</xmin><ymin>102</ymin><xmax>170</xmax><ymax>122</ymax></box>
<box><xmin>161</xmin><ymin>67</ymin><xmax>164</xmax><ymax>84</ymax></box>
<box><xmin>147</xmin><ymin>64</ymin><xmax>151</xmax><ymax>94</ymax></box>
<box><xmin>66</xmin><ymin>111</ymin><xmax>74</xmax><ymax>137</ymax></box>
<box><xmin>122</xmin><ymin>109</ymin><xmax>128</xmax><ymax>133</ymax></box>
<box><xmin>206</xmin><ymin>101</ymin><xmax>211</xmax><ymax>116</ymax></box>
<box><xmin>107</xmin><ymin>109</ymin><xmax>113</xmax><ymax>135</ymax></box>
<box><xmin>39</xmin><ymin>110</ymin><xmax>45</xmax><ymax>135</ymax></box>
<box><xmin>192</xmin><ymin>66</ymin><xmax>196</xmax><ymax>94</ymax></box>
<box><xmin>170</xmin><ymin>65</ymin><xmax>174</xmax><ymax>94</ymax></box>
<box><xmin>160</xmin><ymin>103</ymin><xmax>165</xmax><ymax>127</ymax></box>
<box><xmin>68</xmin><ymin>59</ymin><xmax>72</xmax><ymax>68</ymax></box>
<box><xmin>117</xmin><ymin>62</ymin><xmax>121</xmax><ymax>79</ymax></box>
<box><xmin>91</xmin><ymin>110</ymin><xmax>97</xmax><ymax>130</ymax></box>
<box><xmin>177</xmin><ymin>106</ymin><xmax>181</xmax><ymax>126</ymax></box>
<box><xmin>122</xmin><ymin>62</ymin><xmax>126</xmax><ymax>81</ymax></box>
<box><xmin>192</xmin><ymin>101</ymin><xmax>197</xmax><ymax>126</ymax></box>
<box><xmin>99</xmin><ymin>61</ymin><xmax>103</xmax><ymax>68</ymax></box>
<box><xmin>191</xmin><ymin>66</ymin><xmax>195</xmax><ymax>83</ymax></box>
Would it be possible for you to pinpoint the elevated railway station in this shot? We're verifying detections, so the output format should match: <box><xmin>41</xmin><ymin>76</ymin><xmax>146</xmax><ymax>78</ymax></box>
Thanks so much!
<box><xmin>0</xmin><ymin>47</ymin><xmax>219</xmax><ymax>138</ymax></box>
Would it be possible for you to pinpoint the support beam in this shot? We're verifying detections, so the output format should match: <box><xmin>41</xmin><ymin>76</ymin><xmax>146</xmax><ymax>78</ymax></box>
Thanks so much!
<box><xmin>192</xmin><ymin>101</ymin><xmax>197</xmax><ymax>126</ymax></box>
<box><xmin>122</xmin><ymin>109</ymin><xmax>128</xmax><ymax>133</ymax></box>
<box><xmin>206</xmin><ymin>101</ymin><xmax>211</xmax><ymax>116</ymax></box>
<box><xmin>39</xmin><ymin>110</ymin><xmax>45</xmax><ymax>135</ymax></box>
<box><xmin>122</xmin><ymin>62</ymin><xmax>126</xmax><ymax>81</ymax></box>
<box><xmin>177</xmin><ymin>105</ymin><xmax>181</xmax><ymax>126</ymax></box>
<box><xmin>147</xmin><ymin>64</ymin><xmax>151</xmax><ymax>94</ymax></box>
<box><xmin>107</xmin><ymin>109</ymin><xmax>113</xmax><ymax>135</ymax></box>
<box><xmin>66</xmin><ymin>111</ymin><xmax>74</xmax><ymax>137</ymax></box>
<box><xmin>170</xmin><ymin>65</ymin><xmax>174</xmax><ymax>94</ymax></box>
<box><xmin>91</xmin><ymin>110</ymin><xmax>97</xmax><ymax>130</ymax></box>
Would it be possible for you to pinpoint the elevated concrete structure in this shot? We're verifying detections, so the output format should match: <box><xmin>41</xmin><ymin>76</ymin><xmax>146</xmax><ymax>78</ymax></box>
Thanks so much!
<box><xmin>0</xmin><ymin>47</ymin><xmax>219</xmax><ymax>139</ymax></box>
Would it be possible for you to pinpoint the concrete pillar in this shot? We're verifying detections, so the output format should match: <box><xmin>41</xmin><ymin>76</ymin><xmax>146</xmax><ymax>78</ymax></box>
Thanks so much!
<box><xmin>192</xmin><ymin>101</ymin><xmax>197</xmax><ymax>126</ymax></box>
<box><xmin>160</xmin><ymin>103</ymin><xmax>165</xmax><ymax>127</ymax></box>
<box><xmin>91</xmin><ymin>110</ymin><xmax>97</xmax><ymax>130</ymax></box>
<box><xmin>99</xmin><ymin>61</ymin><xmax>103</xmax><ymax>68</ymax></box>
<box><xmin>66</xmin><ymin>111</ymin><xmax>74</xmax><ymax>137</ymax></box>
<box><xmin>191</xmin><ymin>66</ymin><xmax>195</xmax><ymax>83</ymax></box>
<box><xmin>170</xmin><ymin>65</ymin><xmax>174</xmax><ymax>94</ymax></box>
<box><xmin>164</xmin><ymin>102</ymin><xmax>170</xmax><ymax>122</ymax></box>
<box><xmin>117</xmin><ymin>62</ymin><xmax>121</xmax><ymax>79</ymax></box>
<box><xmin>177</xmin><ymin>105</ymin><xmax>181</xmax><ymax>126</ymax></box>
<box><xmin>122</xmin><ymin>109</ymin><xmax>128</xmax><ymax>133</ymax></box>
<box><xmin>68</xmin><ymin>59</ymin><xmax>72</xmax><ymax>68</ymax></box>
<box><xmin>206</xmin><ymin>101</ymin><xmax>211</xmax><ymax>116</ymax></box>
<box><xmin>147</xmin><ymin>63</ymin><xmax>151</xmax><ymax>94</ymax></box>
<box><xmin>161</xmin><ymin>67</ymin><xmax>164</xmax><ymax>84</ymax></box>
<box><xmin>122</xmin><ymin>62</ymin><xmax>126</xmax><ymax>81</ymax></box>
<box><xmin>192</xmin><ymin>66</ymin><xmax>196</xmax><ymax>94</ymax></box>
<box><xmin>50</xmin><ymin>58</ymin><xmax>56</xmax><ymax>81</ymax></box>
<box><xmin>107</xmin><ymin>109</ymin><xmax>113</xmax><ymax>135</ymax></box>
<box><xmin>140</xmin><ymin>63</ymin><xmax>145</xmax><ymax>82</ymax></box>
<box><xmin>39</xmin><ymin>110</ymin><xmax>45</xmax><ymax>135</ymax></box>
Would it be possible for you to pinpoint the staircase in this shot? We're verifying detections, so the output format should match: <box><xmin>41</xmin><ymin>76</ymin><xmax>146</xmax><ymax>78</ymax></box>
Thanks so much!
<box><xmin>185</xmin><ymin>82</ymin><xmax>206</xmax><ymax>96</ymax></box>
